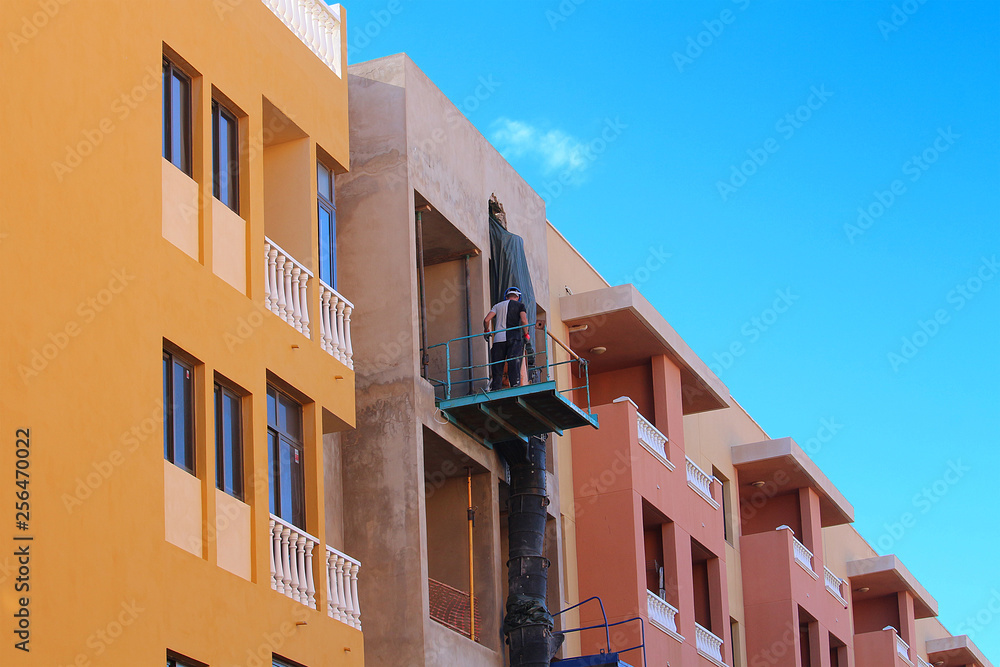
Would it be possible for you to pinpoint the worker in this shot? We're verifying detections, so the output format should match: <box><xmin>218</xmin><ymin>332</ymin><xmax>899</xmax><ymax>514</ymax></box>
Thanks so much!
<box><xmin>483</xmin><ymin>286</ymin><xmax>530</xmax><ymax>389</ymax></box>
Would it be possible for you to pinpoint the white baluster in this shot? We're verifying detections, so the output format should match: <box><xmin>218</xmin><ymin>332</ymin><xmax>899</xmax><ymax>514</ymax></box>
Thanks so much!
<box><xmin>335</xmin><ymin>557</ymin><xmax>348</xmax><ymax>623</ymax></box>
<box><xmin>298</xmin><ymin>271</ymin><xmax>310</xmax><ymax>338</ymax></box>
<box><xmin>342</xmin><ymin>303</ymin><xmax>354</xmax><ymax>369</ymax></box>
<box><xmin>304</xmin><ymin>540</ymin><xmax>316</xmax><ymax>609</ymax></box>
<box><xmin>328</xmin><ymin>292</ymin><xmax>341</xmax><ymax>360</ymax></box>
<box><xmin>280</xmin><ymin>527</ymin><xmax>295</xmax><ymax>599</ymax></box>
<box><xmin>327</xmin><ymin>551</ymin><xmax>341</xmax><ymax>621</ymax></box>
<box><xmin>294</xmin><ymin>533</ymin><xmax>308</xmax><ymax>604</ymax></box>
<box><xmin>335</xmin><ymin>299</ymin><xmax>347</xmax><ymax>363</ymax></box>
<box><xmin>264</xmin><ymin>243</ymin><xmax>274</xmax><ymax>312</ymax></box>
<box><xmin>320</xmin><ymin>289</ymin><xmax>333</xmax><ymax>353</ymax></box>
<box><xmin>348</xmin><ymin>561</ymin><xmax>361</xmax><ymax>629</ymax></box>
<box><xmin>276</xmin><ymin>255</ymin><xmax>288</xmax><ymax>320</ymax></box>
<box><xmin>290</xmin><ymin>266</ymin><xmax>303</xmax><ymax>332</ymax></box>
<box><xmin>270</xmin><ymin>518</ymin><xmax>280</xmax><ymax>591</ymax></box>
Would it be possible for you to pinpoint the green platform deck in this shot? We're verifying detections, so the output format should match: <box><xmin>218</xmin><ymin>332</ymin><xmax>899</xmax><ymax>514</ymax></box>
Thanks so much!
<box><xmin>437</xmin><ymin>381</ymin><xmax>598</xmax><ymax>448</ymax></box>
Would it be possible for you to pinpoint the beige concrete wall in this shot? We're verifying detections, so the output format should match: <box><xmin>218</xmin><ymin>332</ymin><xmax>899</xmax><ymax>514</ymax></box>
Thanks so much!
<box><xmin>339</xmin><ymin>53</ymin><xmax>550</xmax><ymax>666</ymax></box>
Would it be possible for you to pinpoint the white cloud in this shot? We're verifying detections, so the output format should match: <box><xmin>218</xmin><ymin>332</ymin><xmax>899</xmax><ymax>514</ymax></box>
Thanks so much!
<box><xmin>490</xmin><ymin>118</ymin><xmax>590</xmax><ymax>181</ymax></box>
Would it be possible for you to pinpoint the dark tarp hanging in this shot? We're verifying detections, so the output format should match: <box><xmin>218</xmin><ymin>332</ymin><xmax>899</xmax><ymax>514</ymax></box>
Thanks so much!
<box><xmin>489</xmin><ymin>216</ymin><xmax>536</xmax><ymax>322</ymax></box>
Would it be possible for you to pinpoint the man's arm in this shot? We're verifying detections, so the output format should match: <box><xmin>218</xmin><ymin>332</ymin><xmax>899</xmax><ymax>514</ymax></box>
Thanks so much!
<box><xmin>520</xmin><ymin>309</ymin><xmax>529</xmax><ymax>339</ymax></box>
<box><xmin>484</xmin><ymin>310</ymin><xmax>496</xmax><ymax>332</ymax></box>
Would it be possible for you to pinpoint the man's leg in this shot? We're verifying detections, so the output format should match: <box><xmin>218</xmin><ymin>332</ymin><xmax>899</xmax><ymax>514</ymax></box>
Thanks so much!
<box><xmin>506</xmin><ymin>338</ymin><xmax>524</xmax><ymax>387</ymax></box>
<box><xmin>490</xmin><ymin>341</ymin><xmax>508</xmax><ymax>390</ymax></box>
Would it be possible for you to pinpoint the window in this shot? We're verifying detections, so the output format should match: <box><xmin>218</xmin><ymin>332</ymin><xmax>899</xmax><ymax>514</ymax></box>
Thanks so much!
<box><xmin>267</xmin><ymin>385</ymin><xmax>304</xmax><ymax>528</ymax></box>
<box><xmin>317</xmin><ymin>161</ymin><xmax>336</xmax><ymax>288</ymax></box>
<box><xmin>212</xmin><ymin>100</ymin><xmax>239</xmax><ymax>212</ymax></box>
<box><xmin>162</xmin><ymin>58</ymin><xmax>192</xmax><ymax>175</ymax></box>
<box><xmin>215</xmin><ymin>382</ymin><xmax>243</xmax><ymax>500</ymax></box>
<box><xmin>163</xmin><ymin>350</ymin><xmax>195</xmax><ymax>474</ymax></box>
<box><xmin>167</xmin><ymin>652</ymin><xmax>202</xmax><ymax>667</ymax></box>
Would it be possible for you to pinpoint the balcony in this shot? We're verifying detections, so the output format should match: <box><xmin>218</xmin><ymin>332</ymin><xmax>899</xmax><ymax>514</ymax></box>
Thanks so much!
<box><xmin>823</xmin><ymin>566</ymin><xmax>848</xmax><ymax>606</ymax></box>
<box><xmin>264</xmin><ymin>237</ymin><xmax>354</xmax><ymax>369</ymax></box>
<box><xmin>261</xmin><ymin>0</ymin><xmax>343</xmax><ymax>77</ymax></box>
<box><xmin>895</xmin><ymin>631</ymin><xmax>912</xmax><ymax>664</ymax></box>
<box><xmin>269</xmin><ymin>515</ymin><xmax>361</xmax><ymax>628</ymax></box>
<box><xmin>686</xmin><ymin>457</ymin><xmax>719</xmax><ymax>509</ymax></box>
<box><xmin>646</xmin><ymin>589</ymin><xmax>681</xmax><ymax>637</ymax></box>
<box><xmin>429</xmin><ymin>577</ymin><xmax>481</xmax><ymax>642</ymax></box>
<box><xmin>618</xmin><ymin>397</ymin><xmax>674</xmax><ymax>470</ymax></box>
<box><xmin>695</xmin><ymin>622</ymin><xmax>725</xmax><ymax>665</ymax></box>
<box><xmin>779</xmin><ymin>528</ymin><xmax>816</xmax><ymax>577</ymax></box>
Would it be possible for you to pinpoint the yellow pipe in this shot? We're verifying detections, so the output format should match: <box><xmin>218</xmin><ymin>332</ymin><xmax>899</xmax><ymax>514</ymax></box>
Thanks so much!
<box><xmin>467</xmin><ymin>468</ymin><xmax>476</xmax><ymax>641</ymax></box>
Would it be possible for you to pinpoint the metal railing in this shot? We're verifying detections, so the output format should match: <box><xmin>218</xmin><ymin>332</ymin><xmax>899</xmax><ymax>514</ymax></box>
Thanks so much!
<box><xmin>424</xmin><ymin>322</ymin><xmax>591</xmax><ymax>413</ymax></box>
<box><xmin>553</xmin><ymin>596</ymin><xmax>647</xmax><ymax>666</ymax></box>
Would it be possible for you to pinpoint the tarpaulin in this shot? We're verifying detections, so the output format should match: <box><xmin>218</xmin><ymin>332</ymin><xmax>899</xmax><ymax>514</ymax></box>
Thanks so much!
<box><xmin>489</xmin><ymin>216</ymin><xmax>536</xmax><ymax>324</ymax></box>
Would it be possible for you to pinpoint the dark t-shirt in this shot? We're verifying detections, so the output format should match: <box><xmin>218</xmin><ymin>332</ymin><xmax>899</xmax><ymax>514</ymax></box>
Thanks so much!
<box><xmin>491</xmin><ymin>299</ymin><xmax>527</xmax><ymax>342</ymax></box>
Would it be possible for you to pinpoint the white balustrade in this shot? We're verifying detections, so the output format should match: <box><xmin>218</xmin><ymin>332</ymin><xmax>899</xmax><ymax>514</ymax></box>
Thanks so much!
<box><xmin>695</xmin><ymin>622</ymin><xmax>724</xmax><ymax>663</ymax></box>
<box><xmin>896</xmin><ymin>633</ymin><xmax>911</xmax><ymax>663</ymax></box>
<box><xmin>791</xmin><ymin>535</ymin><xmax>814</xmax><ymax>573</ymax></box>
<box><xmin>261</xmin><ymin>0</ymin><xmax>343</xmax><ymax>77</ymax></box>
<box><xmin>824</xmin><ymin>566</ymin><xmax>848</xmax><ymax>605</ymax></box>
<box><xmin>686</xmin><ymin>457</ymin><xmax>719</xmax><ymax>508</ymax></box>
<box><xmin>646</xmin><ymin>590</ymin><xmax>679</xmax><ymax>635</ymax></box>
<box><xmin>327</xmin><ymin>545</ymin><xmax>362</xmax><ymax>629</ymax></box>
<box><xmin>917</xmin><ymin>657</ymin><xmax>932</xmax><ymax>667</ymax></box>
<box><xmin>319</xmin><ymin>279</ymin><xmax>354</xmax><ymax>369</ymax></box>
<box><xmin>637</xmin><ymin>411</ymin><xmax>672</xmax><ymax>468</ymax></box>
<box><xmin>265</xmin><ymin>238</ymin><xmax>312</xmax><ymax>337</ymax></box>
<box><xmin>269</xmin><ymin>515</ymin><xmax>319</xmax><ymax>610</ymax></box>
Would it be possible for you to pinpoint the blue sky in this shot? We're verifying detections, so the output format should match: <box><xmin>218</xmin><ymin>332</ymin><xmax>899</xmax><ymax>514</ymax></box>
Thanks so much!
<box><xmin>344</xmin><ymin>0</ymin><xmax>1000</xmax><ymax>658</ymax></box>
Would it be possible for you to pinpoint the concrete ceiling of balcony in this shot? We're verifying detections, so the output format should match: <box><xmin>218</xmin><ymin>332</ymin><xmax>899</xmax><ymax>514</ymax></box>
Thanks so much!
<box><xmin>927</xmin><ymin>635</ymin><xmax>994</xmax><ymax>667</ymax></box>
<box><xmin>559</xmin><ymin>284</ymin><xmax>730</xmax><ymax>415</ymax></box>
<box><xmin>262</xmin><ymin>97</ymin><xmax>308</xmax><ymax>146</ymax></box>
<box><xmin>846</xmin><ymin>555</ymin><xmax>938</xmax><ymax>619</ymax></box>
<box><xmin>415</xmin><ymin>191</ymin><xmax>480</xmax><ymax>266</ymax></box>
<box><xmin>732</xmin><ymin>437</ymin><xmax>855</xmax><ymax>527</ymax></box>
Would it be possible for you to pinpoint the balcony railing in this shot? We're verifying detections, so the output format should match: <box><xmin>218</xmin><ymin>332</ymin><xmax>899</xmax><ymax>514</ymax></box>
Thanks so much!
<box><xmin>269</xmin><ymin>515</ymin><xmax>319</xmax><ymax>609</ymax></box>
<box><xmin>261</xmin><ymin>0</ymin><xmax>343</xmax><ymax>77</ymax></box>
<box><xmin>917</xmin><ymin>657</ymin><xmax>932</xmax><ymax>667</ymax></box>
<box><xmin>686</xmin><ymin>457</ymin><xmax>719</xmax><ymax>508</ymax></box>
<box><xmin>646</xmin><ymin>589</ymin><xmax>680</xmax><ymax>635</ymax></box>
<box><xmin>264</xmin><ymin>238</ymin><xmax>354</xmax><ymax>369</ymax></box>
<box><xmin>327</xmin><ymin>545</ymin><xmax>362</xmax><ymax>629</ymax></box>
<box><xmin>269</xmin><ymin>515</ymin><xmax>362</xmax><ymax>629</ymax></box>
<box><xmin>824</xmin><ymin>566</ymin><xmax>848</xmax><ymax>606</ymax></box>
<box><xmin>896</xmin><ymin>632</ymin><xmax>911</xmax><ymax>663</ymax></box>
<box><xmin>792</xmin><ymin>536</ymin><xmax>814</xmax><ymax>574</ymax></box>
<box><xmin>695</xmin><ymin>622</ymin><xmax>724</xmax><ymax>664</ymax></box>
<box><xmin>636</xmin><ymin>407</ymin><xmax>673</xmax><ymax>470</ymax></box>
<box><xmin>428</xmin><ymin>577</ymin><xmax>481</xmax><ymax>642</ymax></box>
<box><xmin>318</xmin><ymin>279</ymin><xmax>355</xmax><ymax>369</ymax></box>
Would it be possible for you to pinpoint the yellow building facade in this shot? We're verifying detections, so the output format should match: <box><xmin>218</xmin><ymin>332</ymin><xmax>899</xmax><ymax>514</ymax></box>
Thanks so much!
<box><xmin>1</xmin><ymin>1</ymin><xmax>361</xmax><ymax>665</ymax></box>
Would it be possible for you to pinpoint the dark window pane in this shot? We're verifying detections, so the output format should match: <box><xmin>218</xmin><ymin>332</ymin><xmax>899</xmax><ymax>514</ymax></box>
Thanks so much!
<box><xmin>291</xmin><ymin>442</ymin><xmax>305</xmax><ymax>528</ymax></box>
<box><xmin>215</xmin><ymin>385</ymin><xmax>224</xmax><ymax>490</ymax></box>
<box><xmin>172</xmin><ymin>360</ymin><xmax>194</xmax><ymax>473</ymax></box>
<box><xmin>268</xmin><ymin>430</ymin><xmax>278</xmax><ymax>516</ymax></box>
<box><xmin>221</xmin><ymin>390</ymin><xmax>242</xmax><ymax>499</ymax></box>
<box><xmin>278</xmin><ymin>438</ymin><xmax>294</xmax><ymax>523</ymax></box>
<box><xmin>278</xmin><ymin>393</ymin><xmax>301</xmax><ymax>441</ymax></box>
<box><xmin>267</xmin><ymin>388</ymin><xmax>277</xmax><ymax>428</ymax></box>
<box><xmin>162</xmin><ymin>63</ymin><xmax>170</xmax><ymax>161</ymax></box>
<box><xmin>163</xmin><ymin>355</ymin><xmax>171</xmax><ymax>460</ymax></box>
<box><xmin>170</xmin><ymin>73</ymin><xmax>184</xmax><ymax>171</ymax></box>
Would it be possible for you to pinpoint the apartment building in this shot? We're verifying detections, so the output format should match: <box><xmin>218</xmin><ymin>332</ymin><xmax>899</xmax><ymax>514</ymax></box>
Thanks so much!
<box><xmin>2</xmin><ymin>1</ymin><xmax>993</xmax><ymax>666</ymax></box>
<box><xmin>1</xmin><ymin>1</ymin><xmax>363</xmax><ymax>666</ymax></box>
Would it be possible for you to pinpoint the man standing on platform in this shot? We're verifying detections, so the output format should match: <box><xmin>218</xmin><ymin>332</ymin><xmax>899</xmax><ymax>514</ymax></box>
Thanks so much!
<box><xmin>484</xmin><ymin>286</ymin><xmax>530</xmax><ymax>389</ymax></box>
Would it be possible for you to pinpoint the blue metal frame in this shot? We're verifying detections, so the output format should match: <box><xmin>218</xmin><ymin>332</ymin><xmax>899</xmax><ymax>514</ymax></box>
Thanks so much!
<box><xmin>553</xmin><ymin>596</ymin><xmax>647</xmax><ymax>667</ymax></box>
<box><xmin>425</xmin><ymin>322</ymin><xmax>593</xmax><ymax>415</ymax></box>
